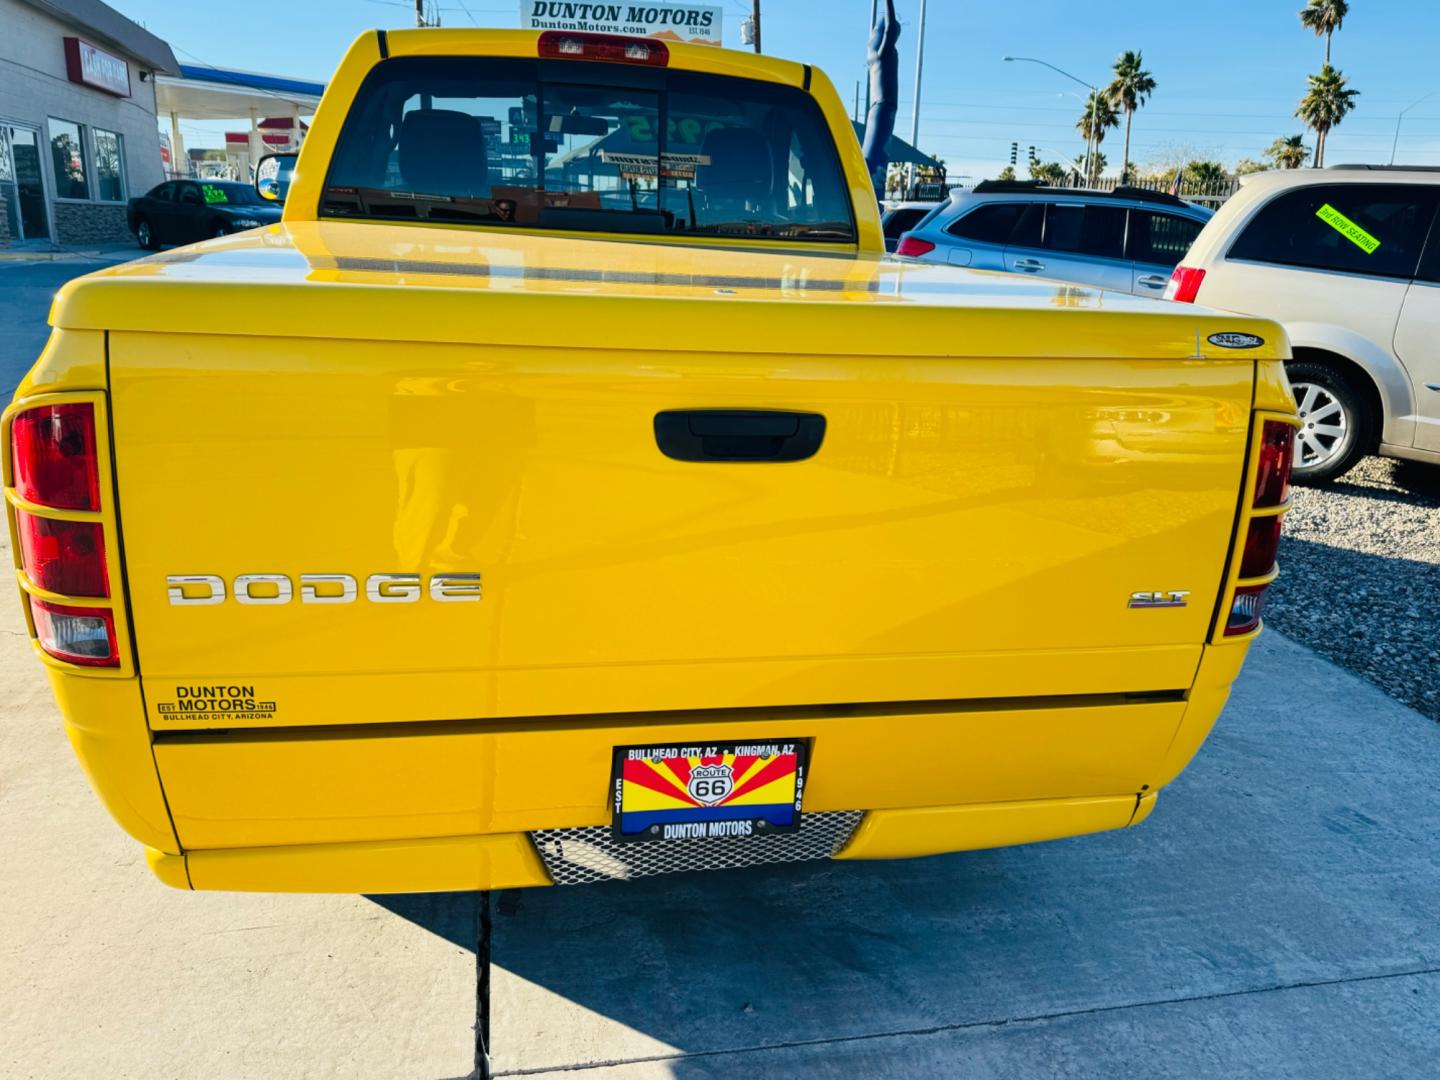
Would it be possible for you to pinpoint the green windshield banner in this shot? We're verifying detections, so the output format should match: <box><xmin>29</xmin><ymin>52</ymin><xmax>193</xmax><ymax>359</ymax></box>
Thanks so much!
<box><xmin>1316</xmin><ymin>203</ymin><xmax>1381</xmax><ymax>254</ymax></box>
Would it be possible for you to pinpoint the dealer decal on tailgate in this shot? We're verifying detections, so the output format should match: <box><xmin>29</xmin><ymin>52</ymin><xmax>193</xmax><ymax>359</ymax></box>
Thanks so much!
<box><xmin>612</xmin><ymin>741</ymin><xmax>807</xmax><ymax>842</ymax></box>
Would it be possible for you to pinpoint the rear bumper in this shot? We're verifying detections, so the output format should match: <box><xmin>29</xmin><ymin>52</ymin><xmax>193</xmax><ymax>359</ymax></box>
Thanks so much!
<box><xmin>146</xmin><ymin>792</ymin><xmax>1159</xmax><ymax>893</ymax></box>
<box><xmin>122</xmin><ymin>643</ymin><xmax>1246</xmax><ymax>893</ymax></box>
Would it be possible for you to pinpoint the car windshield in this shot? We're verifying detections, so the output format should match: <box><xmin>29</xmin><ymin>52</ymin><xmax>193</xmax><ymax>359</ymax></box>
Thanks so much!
<box><xmin>321</xmin><ymin>56</ymin><xmax>856</xmax><ymax>243</ymax></box>
<box><xmin>200</xmin><ymin>182</ymin><xmax>264</xmax><ymax>206</ymax></box>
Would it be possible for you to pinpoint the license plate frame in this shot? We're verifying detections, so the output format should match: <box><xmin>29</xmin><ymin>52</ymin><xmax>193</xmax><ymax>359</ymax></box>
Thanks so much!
<box><xmin>610</xmin><ymin>739</ymin><xmax>808</xmax><ymax>843</ymax></box>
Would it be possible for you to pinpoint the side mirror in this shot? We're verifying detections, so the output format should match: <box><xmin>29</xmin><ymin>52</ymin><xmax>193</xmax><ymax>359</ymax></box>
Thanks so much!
<box><xmin>255</xmin><ymin>152</ymin><xmax>298</xmax><ymax>204</ymax></box>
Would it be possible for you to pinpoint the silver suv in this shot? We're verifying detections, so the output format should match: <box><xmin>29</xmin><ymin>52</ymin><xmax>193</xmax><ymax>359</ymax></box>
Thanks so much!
<box><xmin>896</xmin><ymin>181</ymin><xmax>1213</xmax><ymax>297</ymax></box>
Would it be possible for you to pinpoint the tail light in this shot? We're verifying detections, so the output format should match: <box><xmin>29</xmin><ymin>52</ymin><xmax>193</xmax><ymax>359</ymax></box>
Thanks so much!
<box><xmin>28</xmin><ymin>598</ymin><xmax>119</xmax><ymax>666</ymax></box>
<box><xmin>1163</xmin><ymin>265</ymin><xmax>1206</xmax><ymax>303</ymax></box>
<box><xmin>1238</xmin><ymin>515</ymin><xmax>1283</xmax><ymax>579</ymax></box>
<box><xmin>538</xmin><ymin>31</ymin><xmax>669</xmax><ymax>66</ymax></box>
<box><xmin>896</xmin><ymin>235</ymin><xmax>936</xmax><ymax>258</ymax></box>
<box><xmin>1225</xmin><ymin>583</ymin><xmax>1270</xmax><ymax>637</ymax></box>
<box><xmin>16</xmin><ymin>510</ymin><xmax>109</xmax><ymax>596</ymax></box>
<box><xmin>1222</xmin><ymin>418</ymin><xmax>1296</xmax><ymax>637</ymax></box>
<box><xmin>7</xmin><ymin>399</ymin><xmax>119</xmax><ymax>667</ymax></box>
<box><xmin>10</xmin><ymin>403</ymin><xmax>100</xmax><ymax>510</ymax></box>
<box><xmin>1253</xmin><ymin>419</ymin><xmax>1295</xmax><ymax>507</ymax></box>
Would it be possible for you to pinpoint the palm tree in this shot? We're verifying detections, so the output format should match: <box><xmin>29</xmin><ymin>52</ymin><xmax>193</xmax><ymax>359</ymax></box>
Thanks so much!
<box><xmin>1185</xmin><ymin>160</ymin><xmax>1228</xmax><ymax>186</ymax></box>
<box><xmin>1073</xmin><ymin>150</ymin><xmax>1107</xmax><ymax>179</ymax></box>
<box><xmin>1296</xmin><ymin>65</ymin><xmax>1359</xmax><ymax>167</ymax></box>
<box><xmin>1076</xmin><ymin>92</ymin><xmax>1119</xmax><ymax>182</ymax></box>
<box><xmin>1107</xmin><ymin>50</ymin><xmax>1157</xmax><ymax>183</ymax></box>
<box><xmin>1300</xmin><ymin>0</ymin><xmax>1349</xmax><ymax>65</ymax></box>
<box><xmin>1266</xmin><ymin>134</ymin><xmax>1312</xmax><ymax>169</ymax></box>
<box><xmin>1029</xmin><ymin>160</ymin><xmax>1066</xmax><ymax>185</ymax></box>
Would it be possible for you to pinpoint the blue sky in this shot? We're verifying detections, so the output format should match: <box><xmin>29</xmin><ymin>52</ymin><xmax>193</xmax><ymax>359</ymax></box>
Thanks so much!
<box><xmin>119</xmin><ymin>0</ymin><xmax>1440</xmax><ymax>177</ymax></box>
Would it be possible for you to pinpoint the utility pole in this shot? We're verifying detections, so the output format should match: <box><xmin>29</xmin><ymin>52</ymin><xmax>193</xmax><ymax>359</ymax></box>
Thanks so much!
<box><xmin>907</xmin><ymin>0</ymin><xmax>927</xmax><ymax>197</ymax></box>
<box><xmin>750</xmin><ymin>0</ymin><xmax>761</xmax><ymax>53</ymax></box>
<box><xmin>414</xmin><ymin>0</ymin><xmax>425</xmax><ymax>27</ymax></box>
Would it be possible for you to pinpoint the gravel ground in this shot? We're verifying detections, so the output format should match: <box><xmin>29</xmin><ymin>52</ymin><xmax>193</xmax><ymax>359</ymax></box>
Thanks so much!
<box><xmin>1267</xmin><ymin>455</ymin><xmax>1440</xmax><ymax>722</ymax></box>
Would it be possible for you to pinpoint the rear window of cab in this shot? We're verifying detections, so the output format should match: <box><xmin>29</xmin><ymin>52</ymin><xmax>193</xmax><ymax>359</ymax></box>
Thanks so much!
<box><xmin>321</xmin><ymin>56</ymin><xmax>856</xmax><ymax>243</ymax></box>
<box><xmin>1228</xmin><ymin>183</ymin><xmax>1439</xmax><ymax>279</ymax></box>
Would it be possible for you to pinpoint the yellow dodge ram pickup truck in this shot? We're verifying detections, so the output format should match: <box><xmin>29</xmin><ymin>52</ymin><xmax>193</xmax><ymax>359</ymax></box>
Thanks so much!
<box><xmin>5</xmin><ymin>29</ymin><xmax>1298</xmax><ymax>893</ymax></box>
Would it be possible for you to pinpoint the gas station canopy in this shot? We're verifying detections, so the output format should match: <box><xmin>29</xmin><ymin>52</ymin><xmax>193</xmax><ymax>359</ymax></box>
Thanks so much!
<box><xmin>153</xmin><ymin>64</ymin><xmax>326</xmax><ymax>179</ymax></box>
<box><xmin>154</xmin><ymin>64</ymin><xmax>325</xmax><ymax>121</ymax></box>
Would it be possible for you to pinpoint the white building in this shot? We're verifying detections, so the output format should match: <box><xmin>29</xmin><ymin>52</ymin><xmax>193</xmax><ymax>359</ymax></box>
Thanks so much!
<box><xmin>0</xmin><ymin>0</ymin><xmax>179</xmax><ymax>246</ymax></box>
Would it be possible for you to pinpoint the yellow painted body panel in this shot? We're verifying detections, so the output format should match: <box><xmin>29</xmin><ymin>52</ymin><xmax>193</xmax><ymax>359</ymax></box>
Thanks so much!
<box><xmin>50</xmin><ymin>670</ymin><xmax>178</xmax><ymax>854</ymax></box>
<box><xmin>835</xmin><ymin>795</ymin><xmax>1145</xmax><ymax>860</ymax></box>
<box><xmin>150</xmin><ymin>833</ymin><xmax>552</xmax><ymax>894</ymax></box>
<box><xmin>102</xmin><ymin>308</ymin><xmax>1255</xmax><ymax>726</ymax></box>
<box><xmin>145</xmin><ymin>642</ymin><xmax>1242</xmax><ymax>891</ymax></box>
<box><xmin>154</xmin><ymin>695</ymin><xmax>1189</xmax><ymax>850</ymax></box>
<box><xmin>6</xmin><ymin>33</ymin><xmax>1299</xmax><ymax>893</ymax></box>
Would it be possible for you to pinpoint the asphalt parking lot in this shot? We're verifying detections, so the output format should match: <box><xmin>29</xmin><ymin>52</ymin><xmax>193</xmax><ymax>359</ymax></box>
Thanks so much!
<box><xmin>0</xmin><ymin>248</ymin><xmax>133</xmax><ymax>401</ymax></box>
<box><xmin>2</xmin><ymin>255</ymin><xmax>1439</xmax><ymax>1078</ymax></box>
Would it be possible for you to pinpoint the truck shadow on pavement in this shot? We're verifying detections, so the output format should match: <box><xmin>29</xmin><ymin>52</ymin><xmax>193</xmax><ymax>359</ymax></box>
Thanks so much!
<box><xmin>365</xmin><ymin>633</ymin><xmax>1440</xmax><ymax>1076</ymax></box>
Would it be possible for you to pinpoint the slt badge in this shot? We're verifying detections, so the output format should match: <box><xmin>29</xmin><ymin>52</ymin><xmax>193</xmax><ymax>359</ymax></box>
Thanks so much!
<box><xmin>1128</xmin><ymin>590</ymin><xmax>1190</xmax><ymax>609</ymax></box>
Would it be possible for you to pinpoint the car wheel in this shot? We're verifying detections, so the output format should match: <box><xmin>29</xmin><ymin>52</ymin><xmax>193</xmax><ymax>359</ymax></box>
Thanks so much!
<box><xmin>136</xmin><ymin>219</ymin><xmax>156</xmax><ymax>250</ymax></box>
<box><xmin>1285</xmin><ymin>360</ymin><xmax>1373</xmax><ymax>485</ymax></box>
<box><xmin>211</xmin><ymin>222</ymin><xmax>228</xmax><ymax>238</ymax></box>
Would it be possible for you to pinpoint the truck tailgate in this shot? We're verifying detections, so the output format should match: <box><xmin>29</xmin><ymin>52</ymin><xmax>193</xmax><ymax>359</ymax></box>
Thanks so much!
<box><xmin>85</xmin><ymin>226</ymin><xmax>1268</xmax><ymax>730</ymax></box>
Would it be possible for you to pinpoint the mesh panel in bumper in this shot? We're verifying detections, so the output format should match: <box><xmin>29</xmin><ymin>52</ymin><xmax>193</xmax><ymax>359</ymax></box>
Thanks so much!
<box><xmin>532</xmin><ymin>811</ymin><xmax>865</xmax><ymax>886</ymax></box>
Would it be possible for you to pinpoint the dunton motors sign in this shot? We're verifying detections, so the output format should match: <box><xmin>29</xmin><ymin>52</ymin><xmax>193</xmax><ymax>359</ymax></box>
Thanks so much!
<box><xmin>63</xmin><ymin>37</ymin><xmax>131</xmax><ymax>97</ymax></box>
<box><xmin>521</xmin><ymin>2</ymin><xmax>723</xmax><ymax>47</ymax></box>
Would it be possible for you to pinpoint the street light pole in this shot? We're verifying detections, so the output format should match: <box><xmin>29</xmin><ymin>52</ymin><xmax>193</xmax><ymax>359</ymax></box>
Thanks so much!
<box><xmin>908</xmin><ymin>0</ymin><xmax>927</xmax><ymax>197</ymax></box>
<box><xmin>1391</xmin><ymin>91</ymin><xmax>1437</xmax><ymax>165</ymax></box>
<box><xmin>1004</xmin><ymin>55</ymin><xmax>1099</xmax><ymax>186</ymax></box>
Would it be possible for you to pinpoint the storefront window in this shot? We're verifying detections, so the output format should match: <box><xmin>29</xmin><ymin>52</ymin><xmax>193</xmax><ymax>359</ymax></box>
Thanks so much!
<box><xmin>93</xmin><ymin>129</ymin><xmax>124</xmax><ymax>201</ymax></box>
<box><xmin>49</xmin><ymin>119</ymin><xmax>88</xmax><ymax>199</ymax></box>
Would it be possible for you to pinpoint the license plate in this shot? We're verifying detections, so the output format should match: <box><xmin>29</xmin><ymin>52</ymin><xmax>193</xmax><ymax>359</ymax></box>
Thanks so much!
<box><xmin>611</xmin><ymin>739</ymin><xmax>807</xmax><ymax>842</ymax></box>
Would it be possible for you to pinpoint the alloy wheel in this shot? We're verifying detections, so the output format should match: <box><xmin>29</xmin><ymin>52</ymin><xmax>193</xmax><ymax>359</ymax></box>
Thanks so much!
<box><xmin>1292</xmin><ymin>381</ymin><xmax>1349</xmax><ymax>469</ymax></box>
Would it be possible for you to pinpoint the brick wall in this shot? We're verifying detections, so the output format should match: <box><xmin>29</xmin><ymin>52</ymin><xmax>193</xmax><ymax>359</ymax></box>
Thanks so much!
<box><xmin>52</xmin><ymin>201</ymin><xmax>130</xmax><ymax>245</ymax></box>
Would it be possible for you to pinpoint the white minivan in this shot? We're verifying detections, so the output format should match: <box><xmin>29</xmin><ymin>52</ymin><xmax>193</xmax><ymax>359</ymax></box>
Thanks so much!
<box><xmin>1165</xmin><ymin>166</ymin><xmax>1440</xmax><ymax>483</ymax></box>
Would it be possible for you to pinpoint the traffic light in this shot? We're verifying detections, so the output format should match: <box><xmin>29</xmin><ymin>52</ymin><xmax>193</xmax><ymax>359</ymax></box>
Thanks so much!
<box><xmin>1028</xmin><ymin>145</ymin><xmax>1037</xmax><ymax>164</ymax></box>
<box><xmin>1009</xmin><ymin>142</ymin><xmax>1017</xmax><ymax>165</ymax></box>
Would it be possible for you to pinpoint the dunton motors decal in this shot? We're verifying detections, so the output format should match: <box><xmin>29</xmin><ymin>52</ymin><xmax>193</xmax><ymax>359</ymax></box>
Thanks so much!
<box><xmin>155</xmin><ymin>685</ymin><xmax>276</xmax><ymax>722</ymax></box>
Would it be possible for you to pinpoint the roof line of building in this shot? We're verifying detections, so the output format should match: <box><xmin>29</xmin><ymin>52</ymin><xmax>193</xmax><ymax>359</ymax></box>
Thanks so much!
<box><xmin>20</xmin><ymin>0</ymin><xmax>178</xmax><ymax>74</ymax></box>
